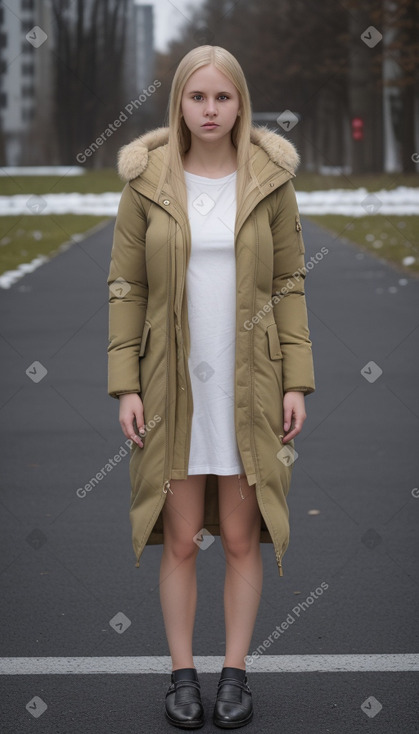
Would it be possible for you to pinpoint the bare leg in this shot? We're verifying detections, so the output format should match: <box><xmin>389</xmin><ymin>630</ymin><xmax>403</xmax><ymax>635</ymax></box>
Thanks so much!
<box><xmin>159</xmin><ymin>474</ymin><xmax>206</xmax><ymax>671</ymax></box>
<box><xmin>218</xmin><ymin>474</ymin><xmax>263</xmax><ymax>669</ymax></box>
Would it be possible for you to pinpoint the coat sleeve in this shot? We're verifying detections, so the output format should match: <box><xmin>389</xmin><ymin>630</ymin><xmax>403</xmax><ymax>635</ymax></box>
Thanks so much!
<box><xmin>107</xmin><ymin>183</ymin><xmax>148</xmax><ymax>399</ymax></box>
<box><xmin>270</xmin><ymin>179</ymin><xmax>315</xmax><ymax>395</ymax></box>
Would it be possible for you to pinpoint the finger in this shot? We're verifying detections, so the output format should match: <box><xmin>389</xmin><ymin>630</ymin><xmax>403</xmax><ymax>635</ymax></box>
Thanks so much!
<box><xmin>121</xmin><ymin>418</ymin><xmax>143</xmax><ymax>447</ymax></box>
<box><xmin>132</xmin><ymin>433</ymin><xmax>143</xmax><ymax>447</ymax></box>
<box><xmin>137</xmin><ymin>424</ymin><xmax>146</xmax><ymax>446</ymax></box>
<box><xmin>282</xmin><ymin>418</ymin><xmax>304</xmax><ymax>443</ymax></box>
<box><xmin>136</xmin><ymin>411</ymin><xmax>146</xmax><ymax>443</ymax></box>
<box><xmin>131</xmin><ymin>414</ymin><xmax>144</xmax><ymax>446</ymax></box>
<box><xmin>283</xmin><ymin>404</ymin><xmax>293</xmax><ymax>432</ymax></box>
<box><xmin>130</xmin><ymin>427</ymin><xmax>143</xmax><ymax>447</ymax></box>
<box><xmin>136</xmin><ymin>410</ymin><xmax>145</xmax><ymax>432</ymax></box>
<box><xmin>282</xmin><ymin>427</ymin><xmax>297</xmax><ymax>443</ymax></box>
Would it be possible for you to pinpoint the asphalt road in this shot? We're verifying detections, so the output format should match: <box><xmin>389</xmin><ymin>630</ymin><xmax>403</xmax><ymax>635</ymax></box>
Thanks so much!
<box><xmin>0</xmin><ymin>215</ymin><xmax>418</xmax><ymax>733</ymax></box>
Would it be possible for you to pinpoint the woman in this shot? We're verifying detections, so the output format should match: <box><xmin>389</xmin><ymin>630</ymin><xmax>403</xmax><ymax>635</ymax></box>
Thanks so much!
<box><xmin>108</xmin><ymin>45</ymin><xmax>315</xmax><ymax>730</ymax></box>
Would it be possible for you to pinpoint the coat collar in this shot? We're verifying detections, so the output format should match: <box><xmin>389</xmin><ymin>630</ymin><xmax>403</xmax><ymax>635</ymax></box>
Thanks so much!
<box><xmin>117</xmin><ymin>124</ymin><xmax>300</xmax><ymax>183</ymax></box>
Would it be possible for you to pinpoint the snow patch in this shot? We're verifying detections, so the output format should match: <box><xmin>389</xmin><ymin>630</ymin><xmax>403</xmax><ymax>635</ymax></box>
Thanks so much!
<box><xmin>0</xmin><ymin>166</ymin><xmax>86</xmax><ymax>176</ymax></box>
<box><xmin>0</xmin><ymin>255</ymin><xmax>49</xmax><ymax>289</ymax></box>
<box><xmin>0</xmin><ymin>186</ymin><xmax>417</xmax><ymax>216</ymax></box>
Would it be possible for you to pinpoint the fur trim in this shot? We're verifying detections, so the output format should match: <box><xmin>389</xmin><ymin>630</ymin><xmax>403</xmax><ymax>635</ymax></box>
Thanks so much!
<box><xmin>117</xmin><ymin>124</ymin><xmax>300</xmax><ymax>182</ymax></box>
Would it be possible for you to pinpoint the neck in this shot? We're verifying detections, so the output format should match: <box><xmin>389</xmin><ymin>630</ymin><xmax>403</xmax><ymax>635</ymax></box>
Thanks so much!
<box><xmin>183</xmin><ymin>133</ymin><xmax>237</xmax><ymax>176</ymax></box>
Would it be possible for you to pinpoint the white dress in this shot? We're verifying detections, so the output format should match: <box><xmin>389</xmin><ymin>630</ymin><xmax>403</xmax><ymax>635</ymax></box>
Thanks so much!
<box><xmin>184</xmin><ymin>169</ymin><xmax>245</xmax><ymax>476</ymax></box>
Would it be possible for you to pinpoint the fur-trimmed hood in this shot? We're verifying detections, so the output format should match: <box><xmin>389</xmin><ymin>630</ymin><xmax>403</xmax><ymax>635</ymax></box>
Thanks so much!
<box><xmin>117</xmin><ymin>125</ymin><xmax>300</xmax><ymax>183</ymax></box>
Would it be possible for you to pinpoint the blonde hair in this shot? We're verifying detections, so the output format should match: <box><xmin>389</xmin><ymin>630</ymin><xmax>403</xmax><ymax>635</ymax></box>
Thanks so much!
<box><xmin>160</xmin><ymin>45</ymin><xmax>254</xmax><ymax>219</ymax></box>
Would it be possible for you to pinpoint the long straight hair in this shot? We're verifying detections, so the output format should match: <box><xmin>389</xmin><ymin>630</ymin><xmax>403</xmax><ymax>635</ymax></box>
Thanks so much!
<box><xmin>159</xmin><ymin>46</ymin><xmax>254</xmax><ymax>219</ymax></box>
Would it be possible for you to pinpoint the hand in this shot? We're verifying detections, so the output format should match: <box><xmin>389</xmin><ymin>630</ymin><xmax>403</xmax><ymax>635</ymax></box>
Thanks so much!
<box><xmin>119</xmin><ymin>393</ymin><xmax>146</xmax><ymax>448</ymax></box>
<box><xmin>282</xmin><ymin>391</ymin><xmax>306</xmax><ymax>443</ymax></box>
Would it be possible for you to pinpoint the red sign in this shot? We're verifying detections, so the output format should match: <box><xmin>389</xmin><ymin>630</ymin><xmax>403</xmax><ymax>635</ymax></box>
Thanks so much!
<box><xmin>352</xmin><ymin>117</ymin><xmax>364</xmax><ymax>141</ymax></box>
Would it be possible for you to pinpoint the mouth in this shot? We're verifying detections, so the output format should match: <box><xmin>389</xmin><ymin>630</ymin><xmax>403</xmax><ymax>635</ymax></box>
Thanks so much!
<box><xmin>202</xmin><ymin>123</ymin><xmax>219</xmax><ymax>127</ymax></box>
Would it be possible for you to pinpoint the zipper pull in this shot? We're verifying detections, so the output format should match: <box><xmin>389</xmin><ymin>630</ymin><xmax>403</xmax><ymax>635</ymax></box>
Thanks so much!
<box><xmin>276</xmin><ymin>551</ymin><xmax>283</xmax><ymax>576</ymax></box>
<box><xmin>163</xmin><ymin>480</ymin><xmax>173</xmax><ymax>494</ymax></box>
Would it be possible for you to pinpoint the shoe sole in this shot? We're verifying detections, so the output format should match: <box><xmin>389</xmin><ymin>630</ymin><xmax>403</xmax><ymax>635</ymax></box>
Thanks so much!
<box><xmin>165</xmin><ymin>710</ymin><xmax>205</xmax><ymax>729</ymax></box>
<box><xmin>213</xmin><ymin>711</ymin><xmax>254</xmax><ymax>729</ymax></box>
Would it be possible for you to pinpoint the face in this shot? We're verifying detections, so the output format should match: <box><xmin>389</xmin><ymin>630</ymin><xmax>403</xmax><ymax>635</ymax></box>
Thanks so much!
<box><xmin>180</xmin><ymin>64</ymin><xmax>241</xmax><ymax>143</ymax></box>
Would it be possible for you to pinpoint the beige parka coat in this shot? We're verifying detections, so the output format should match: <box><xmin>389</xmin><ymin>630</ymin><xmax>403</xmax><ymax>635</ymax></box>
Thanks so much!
<box><xmin>107</xmin><ymin>125</ymin><xmax>315</xmax><ymax>577</ymax></box>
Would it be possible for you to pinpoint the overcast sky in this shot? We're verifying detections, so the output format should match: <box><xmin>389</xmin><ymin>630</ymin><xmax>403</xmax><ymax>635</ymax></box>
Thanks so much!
<box><xmin>135</xmin><ymin>0</ymin><xmax>204</xmax><ymax>53</ymax></box>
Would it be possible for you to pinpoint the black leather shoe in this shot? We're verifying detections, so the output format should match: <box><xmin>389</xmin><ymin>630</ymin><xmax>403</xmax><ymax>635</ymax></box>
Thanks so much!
<box><xmin>165</xmin><ymin>667</ymin><xmax>204</xmax><ymax>729</ymax></box>
<box><xmin>213</xmin><ymin>666</ymin><xmax>253</xmax><ymax>728</ymax></box>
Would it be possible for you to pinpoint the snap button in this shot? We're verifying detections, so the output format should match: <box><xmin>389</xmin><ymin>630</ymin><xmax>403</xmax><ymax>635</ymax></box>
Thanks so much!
<box><xmin>163</xmin><ymin>199</ymin><xmax>170</xmax><ymax>205</ymax></box>
<box><xmin>269</xmin><ymin>182</ymin><xmax>275</xmax><ymax>187</ymax></box>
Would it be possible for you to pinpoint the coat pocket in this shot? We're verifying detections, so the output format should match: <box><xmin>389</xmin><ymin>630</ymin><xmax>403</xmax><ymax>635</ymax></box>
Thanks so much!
<box><xmin>295</xmin><ymin>214</ymin><xmax>305</xmax><ymax>255</ymax></box>
<box><xmin>266</xmin><ymin>323</ymin><xmax>283</xmax><ymax>360</ymax></box>
<box><xmin>139</xmin><ymin>320</ymin><xmax>151</xmax><ymax>357</ymax></box>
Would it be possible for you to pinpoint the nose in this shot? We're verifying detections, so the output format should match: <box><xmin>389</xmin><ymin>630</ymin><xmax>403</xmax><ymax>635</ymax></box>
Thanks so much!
<box><xmin>204</xmin><ymin>98</ymin><xmax>217</xmax><ymax>116</ymax></box>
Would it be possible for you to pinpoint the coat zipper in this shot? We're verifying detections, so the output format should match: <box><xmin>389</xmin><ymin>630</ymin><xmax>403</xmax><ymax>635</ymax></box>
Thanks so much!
<box><xmin>135</xmin><ymin>212</ymin><xmax>174</xmax><ymax>568</ymax></box>
<box><xmin>162</xmin><ymin>216</ymin><xmax>174</xmax><ymax>497</ymax></box>
<box><xmin>249</xmin><ymin>213</ymin><xmax>284</xmax><ymax>578</ymax></box>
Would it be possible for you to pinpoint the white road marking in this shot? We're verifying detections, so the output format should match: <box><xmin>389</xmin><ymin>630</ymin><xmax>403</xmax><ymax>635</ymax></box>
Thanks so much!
<box><xmin>0</xmin><ymin>655</ymin><xmax>418</xmax><ymax>675</ymax></box>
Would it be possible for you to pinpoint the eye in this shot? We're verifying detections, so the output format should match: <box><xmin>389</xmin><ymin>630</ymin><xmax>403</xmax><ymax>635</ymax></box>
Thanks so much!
<box><xmin>190</xmin><ymin>94</ymin><xmax>230</xmax><ymax>101</ymax></box>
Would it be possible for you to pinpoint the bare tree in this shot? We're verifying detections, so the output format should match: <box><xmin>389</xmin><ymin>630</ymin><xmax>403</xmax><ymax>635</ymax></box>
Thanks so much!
<box><xmin>155</xmin><ymin>0</ymin><xmax>419</xmax><ymax>173</ymax></box>
<box><xmin>51</xmin><ymin>0</ymin><xmax>129</xmax><ymax>166</ymax></box>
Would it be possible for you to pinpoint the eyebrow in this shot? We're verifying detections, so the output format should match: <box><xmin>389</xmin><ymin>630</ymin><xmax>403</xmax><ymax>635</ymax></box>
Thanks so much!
<box><xmin>186</xmin><ymin>90</ymin><xmax>232</xmax><ymax>95</ymax></box>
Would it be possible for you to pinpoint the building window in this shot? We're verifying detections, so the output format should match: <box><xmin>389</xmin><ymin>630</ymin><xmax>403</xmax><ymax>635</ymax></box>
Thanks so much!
<box><xmin>0</xmin><ymin>33</ymin><xmax>7</xmax><ymax>49</ymax></box>
<box><xmin>21</xmin><ymin>21</ymin><xmax>33</xmax><ymax>34</ymax></box>
<box><xmin>0</xmin><ymin>92</ymin><xmax>7</xmax><ymax>108</ymax></box>
<box><xmin>22</xmin><ymin>41</ymin><xmax>34</xmax><ymax>54</ymax></box>
<box><xmin>21</xmin><ymin>62</ymin><xmax>34</xmax><ymax>75</ymax></box>
<box><xmin>21</xmin><ymin>85</ymin><xmax>34</xmax><ymax>98</ymax></box>
<box><xmin>0</xmin><ymin>59</ymin><xmax>6</xmax><ymax>74</ymax></box>
<box><xmin>21</xmin><ymin>0</ymin><xmax>35</xmax><ymax>9</ymax></box>
<box><xmin>22</xmin><ymin>107</ymin><xmax>35</xmax><ymax>122</ymax></box>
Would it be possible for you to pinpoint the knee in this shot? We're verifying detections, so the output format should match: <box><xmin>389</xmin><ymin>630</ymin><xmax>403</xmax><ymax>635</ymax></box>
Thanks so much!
<box><xmin>164</xmin><ymin>534</ymin><xmax>200</xmax><ymax>563</ymax></box>
<box><xmin>221</xmin><ymin>528</ymin><xmax>258</xmax><ymax>559</ymax></box>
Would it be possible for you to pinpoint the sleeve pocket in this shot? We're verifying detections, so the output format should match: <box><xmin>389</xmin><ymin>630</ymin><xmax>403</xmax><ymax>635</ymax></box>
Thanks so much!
<box><xmin>139</xmin><ymin>320</ymin><xmax>151</xmax><ymax>357</ymax></box>
<box><xmin>295</xmin><ymin>214</ymin><xmax>305</xmax><ymax>255</ymax></box>
<box><xmin>266</xmin><ymin>323</ymin><xmax>283</xmax><ymax>360</ymax></box>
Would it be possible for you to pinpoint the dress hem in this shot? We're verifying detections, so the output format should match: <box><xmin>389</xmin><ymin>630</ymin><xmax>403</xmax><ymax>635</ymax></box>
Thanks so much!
<box><xmin>187</xmin><ymin>466</ymin><xmax>244</xmax><ymax>475</ymax></box>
